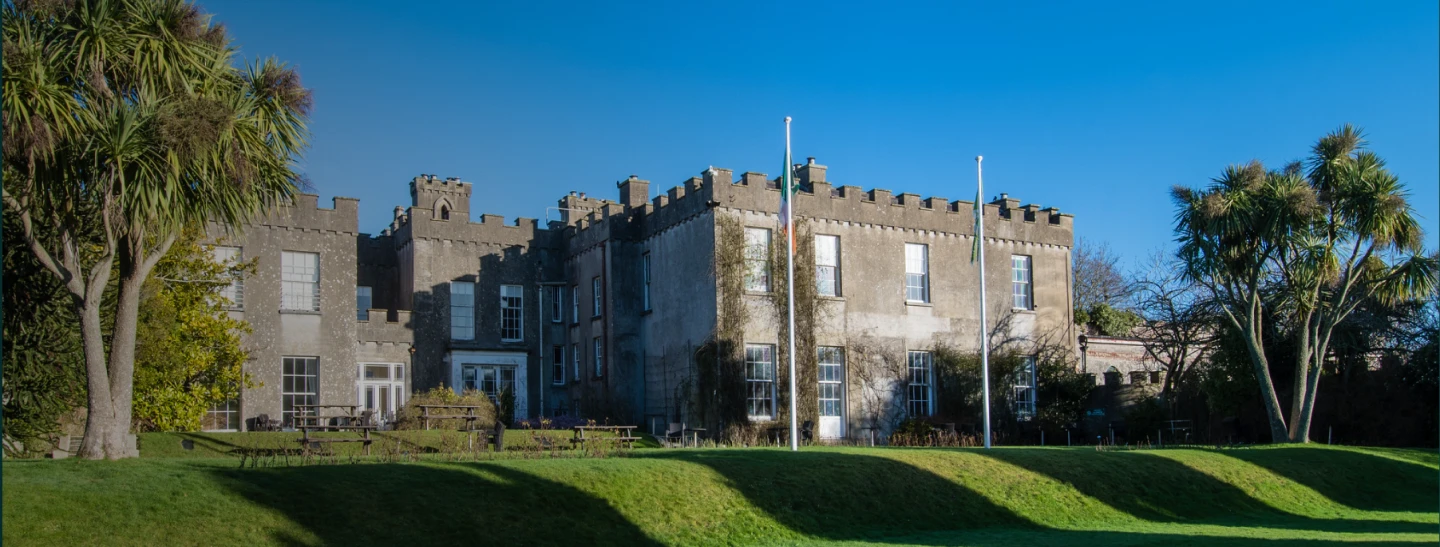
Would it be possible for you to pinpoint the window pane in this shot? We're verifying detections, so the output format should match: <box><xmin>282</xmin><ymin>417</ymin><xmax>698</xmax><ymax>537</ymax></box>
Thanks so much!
<box><xmin>905</xmin><ymin>244</ymin><xmax>929</xmax><ymax>303</ymax></box>
<box><xmin>594</xmin><ymin>338</ymin><xmax>604</xmax><ymax>377</ymax></box>
<box><xmin>1012</xmin><ymin>255</ymin><xmax>1032</xmax><ymax>310</ymax></box>
<box><xmin>745</xmin><ymin>344</ymin><xmax>776</xmax><ymax>418</ymax></box>
<box><xmin>818</xmin><ymin>346</ymin><xmax>843</xmax><ymax>418</ymax></box>
<box><xmin>281</xmin><ymin>252</ymin><xmax>320</xmax><ymax>311</ymax></box>
<box><xmin>212</xmin><ymin>246</ymin><xmax>244</xmax><ymax>310</ymax></box>
<box><xmin>501</xmin><ymin>285</ymin><xmax>523</xmax><ymax>341</ymax></box>
<box><xmin>356</xmin><ymin>286</ymin><xmax>372</xmax><ymax>320</ymax></box>
<box><xmin>744</xmin><ymin>228</ymin><xmax>771</xmax><ymax>292</ymax></box>
<box><xmin>907</xmin><ymin>351</ymin><xmax>932</xmax><ymax>417</ymax></box>
<box><xmin>281</xmin><ymin>357</ymin><xmax>319</xmax><ymax>426</ymax></box>
<box><xmin>593</xmin><ymin>277</ymin><xmax>602</xmax><ymax>316</ymax></box>
<box><xmin>451</xmin><ymin>281</ymin><xmax>475</xmax><ymax>340</ymax></box>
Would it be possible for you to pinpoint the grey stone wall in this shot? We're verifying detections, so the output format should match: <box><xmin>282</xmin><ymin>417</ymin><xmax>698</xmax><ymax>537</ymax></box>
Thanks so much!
<box><xmin>207</xmin><ymin>195</ymin><xmax>361</xmax><ymax>428</ymax></box>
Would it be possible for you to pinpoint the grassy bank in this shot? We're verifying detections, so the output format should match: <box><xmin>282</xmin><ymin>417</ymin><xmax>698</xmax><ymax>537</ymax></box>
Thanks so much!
<box><xmin>4</xmin><ymin>445</ymin><xmax>1436</xmax><ymax>546</ymax></box>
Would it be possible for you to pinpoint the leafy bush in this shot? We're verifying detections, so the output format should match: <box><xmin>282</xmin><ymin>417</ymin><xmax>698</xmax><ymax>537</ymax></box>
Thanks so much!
<box><xmin>393</xmin><ymin>386</ymin><xmax>496</xmax><ymax>431</ymax></box>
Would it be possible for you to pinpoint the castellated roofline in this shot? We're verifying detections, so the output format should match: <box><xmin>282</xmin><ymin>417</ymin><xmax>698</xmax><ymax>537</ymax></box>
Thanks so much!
<box><xmin>563</xmin><ymin>162</ymin><xmax>1073</xmax><ymax>246</ymax></box>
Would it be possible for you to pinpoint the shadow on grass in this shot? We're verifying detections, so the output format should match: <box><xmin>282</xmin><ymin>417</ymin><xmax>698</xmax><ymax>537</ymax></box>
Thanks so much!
<box><xmin>978</xmin><ymin>448</ymin><xmax>1435</xmax><ymax>535</ymax></box>
<box><xmin>1217</xmin><ymin>447</ymin><xmax>1439</xmax><ymax>513</ymax></box>
<box><xmin>640</xmin><ymin>449</ymin><xmax>1034</xmax><ymax>541</ymax></box>
<box><xmin>864</xmin><ymin>527</ymin><xmax>1430</xmax><ymax>547</ymax></box>
<box><xmin>208</xmin><ymin>463</ymin><xmax>663</xmax><ymax>546</ymax></box>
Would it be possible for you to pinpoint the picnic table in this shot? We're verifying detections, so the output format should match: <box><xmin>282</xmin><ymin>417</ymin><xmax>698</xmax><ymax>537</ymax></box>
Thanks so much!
<box><xmin>682</xmin><ymin>427</ymin><xmax>706</xmax><ymax>448</ymax></box>
<box><xmin>414</xmin><ymin>404</ymin><xmax>487</xmax><ymax>431</ymax></box>
<box><xmin>415</xmin><ymin>404</ymin><xmax>499</xmax><ymax>451</ymax></box>
<box><xmin>292</xmin><ymin>405</ymin><xmax>375</xmax><ymax>455</ymax></box>
<box><xmin>571</xmin><ymin>425</ymin><xmax>640</xmax><ymax>448</ymax></box>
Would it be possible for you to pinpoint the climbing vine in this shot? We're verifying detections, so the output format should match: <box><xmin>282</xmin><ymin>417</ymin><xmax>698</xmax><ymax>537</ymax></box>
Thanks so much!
<box><xmin>767</xmin><ymin>219</ymin><xmax>820</xmax><ymax>433</ymax></box>
<box><xmin>694</xmin><ymin>214</ymin><xmax>750</xmax><ymax>434</ymax></box>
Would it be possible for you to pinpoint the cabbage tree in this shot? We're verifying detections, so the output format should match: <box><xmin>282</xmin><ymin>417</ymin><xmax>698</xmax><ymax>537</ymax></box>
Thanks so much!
<box><xmin>2</xmin><ymin>0</ymin><xmax>309</xmax><ymax>458</ymax></box>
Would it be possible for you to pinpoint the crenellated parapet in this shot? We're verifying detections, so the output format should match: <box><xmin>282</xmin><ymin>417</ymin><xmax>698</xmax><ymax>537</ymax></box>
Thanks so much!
<box><xmin>244</xmin><ymin>194</ymin><xmax>360</xmax><ymax>235</ymax></box>
<box><xmin>357</xmin><ymin>308</ymin><xmax>414</xmax><ymax>344</ymax></box>
<box><xmin>706</xmin><ymin>158</ymin><xmax>1073</xmax><ymax>247</ymax></box>
<box><xmin>410</xmin><ymin>174</ymin><xmax>472</xmax><ymax>221</ymax></box>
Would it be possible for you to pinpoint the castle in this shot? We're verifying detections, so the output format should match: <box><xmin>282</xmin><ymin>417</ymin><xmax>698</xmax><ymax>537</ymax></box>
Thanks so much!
<box><xmin>203</xmin><ymin>158</ymin><xmax>1076</xmax><ymax>439</ymax></box>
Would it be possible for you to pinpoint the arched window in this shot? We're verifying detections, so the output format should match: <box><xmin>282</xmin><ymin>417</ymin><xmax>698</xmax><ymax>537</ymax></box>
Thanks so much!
<box><xmin>434</xmin><ymin>198</ymin><xmax>453</xmax><ymax>221</ymax></box>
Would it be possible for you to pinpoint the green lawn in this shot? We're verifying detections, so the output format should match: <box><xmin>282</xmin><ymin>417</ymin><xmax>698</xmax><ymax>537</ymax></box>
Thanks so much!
<box><xmin>4</xmin><ymin>445</ymin><xmax>1436</xmax><ymax>546</ymax></box>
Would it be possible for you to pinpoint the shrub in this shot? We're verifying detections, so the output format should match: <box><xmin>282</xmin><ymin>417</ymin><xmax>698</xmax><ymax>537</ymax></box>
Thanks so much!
<box><xmin>393</xmin><ymin>386</ymin><xmax>496</xmax><ymax>431</ymax></box>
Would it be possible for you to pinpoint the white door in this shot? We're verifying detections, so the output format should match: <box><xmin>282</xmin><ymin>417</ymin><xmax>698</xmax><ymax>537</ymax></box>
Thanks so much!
<box><xmin>358</xmin><ymin>363</ymin><xmax>405</xmax><ymax>425</ymax></box>
<box><xmin>818</xmin><ymin>347</ymin><xmax>845</xmax><ymax>439</ymax></box>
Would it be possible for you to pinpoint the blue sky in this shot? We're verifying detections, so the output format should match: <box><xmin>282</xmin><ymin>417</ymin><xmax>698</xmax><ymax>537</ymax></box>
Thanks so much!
<box><xmin>207</xmin><ymin>0</ymin><xmax>1438</xmax><ymax>269</ymax></box>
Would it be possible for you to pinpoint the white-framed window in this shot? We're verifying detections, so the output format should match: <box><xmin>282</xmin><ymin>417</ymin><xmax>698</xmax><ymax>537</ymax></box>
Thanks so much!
<box><xmin>593</xmin><ymin>337</ymin><xmax>604</xmax><ymax>377</ymax></box>
<box><xmin>592</xmin><ymin>276</ymin><xmax>603</xmax><ymax>317</ymax></box>
<box><xmin>571</xmin><ymin>342</ymin><xmax>580</xmax><ymax>383</ymax></box>
<box><xmin>1012</xmin><ymin>255</ymin><xmax>1033</xmax><ymax>310</ymax></box>
<box><xmin>203</xmin><ymin>396</ymin><xmax>240</xmax><ymax>431</ymax></box>
<box><xmin>281</xmin><ymin>356</ymin><xmax>319</xmax><ymax>426</ymax></box>
<box><xmin>818</xmin><ymin>346</ymin><xmax>844</xmax><ymax>418</ymax></box>
<box><xmin>907</xmin><ymin>351</ymin><xmax>933</xmax><ymax>417</ymax></box>
<box><xmin>357</xmin><ymin>363</ymin><xmax>405</xmax><ymax>422</ymax></box>
<box><xmin>500</xmin><ymin>284</ymin><xmax>523</xmax><ymax>342</ymax></box>
<box><xmin>571</xmin><ymin>284</ymin><xmax>579</xmax><ymax>324</ymax></box>
<box><xmin>1014</xmin><ymin>356</ymin><xmax>1037</xmax><ymax>420</ymax></box>
<box><xmin>816</xmin><ymin>235</ymin><xmax>840</xmax><ymax>297</ymax></box>
<box><xmin>281</xmin><ymin>251</ymin><xmax>320</xmax><ymax>311</ymax></box>
<box><xmin>356</xmin><ymin>286</ymin><xmax>372</xmax><ymax>321</ymax></box>
<box><xmin>745</xmin><ymin>344</ymin><xmax>776</xmax><ymax>419</ymax></box>
<box><xmin>212</xmin><ymin>246</ymin><xmax>243</xmax><ymax>310</ymax></box>
<box><xmin>552</xmin><ymin>345</ymin><xmax>566</xmax><ymax>385</ymax></box>
<box><xmin>642</xmin><ymin>252</ymin><xmax>652</xmax><ymax>311</ymax></box>
<box><xmin>450</xmin><ymin>281</ymin><xmax>475</xmax><ymax>340</ymax></box>
<box><xmin>905</xmin><ymin>243</ymin><xmax>929</xmax><ymax>303</ymax></box>
<box><xmin>550</xmin><ymin>286</ymin><xmax>563</xmax><ymax>323</ymax></box>
<box><xmin>462</xmin><ymin>364</ymin><xmax>516</xmax><ymax>403</ymax></box>
<box><xmin>744</xmin><ymin>227</ymin><xmax>771</xmax><ymax>292</ymax></box>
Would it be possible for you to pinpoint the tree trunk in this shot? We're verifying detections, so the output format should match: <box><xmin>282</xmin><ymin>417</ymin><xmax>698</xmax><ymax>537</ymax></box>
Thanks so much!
<box><xmin>75</xmin><ymin>296</ymin><xmax>116</xmax><ymax>460</ymax></box>
<box><xmin>1287</xmin><ymin>330</ymin><xmax>1314</xmax><ymax>443</ymax></box>
<box><xmin>1293</xmin><ymin>336</ymin><xmax>1330</xmax><ymax>444</ymax></box>
<box><xmin>1240</xmin><ymin>320</ymin><xmax>1288</xmax><ymax>443</ymax></box>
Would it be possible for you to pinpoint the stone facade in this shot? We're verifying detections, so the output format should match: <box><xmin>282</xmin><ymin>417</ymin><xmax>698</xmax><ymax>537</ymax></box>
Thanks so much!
<box><xmin>207</xmin><ymin>160</ymin><xmax>1075</xmax><ymax>440</ymax></box>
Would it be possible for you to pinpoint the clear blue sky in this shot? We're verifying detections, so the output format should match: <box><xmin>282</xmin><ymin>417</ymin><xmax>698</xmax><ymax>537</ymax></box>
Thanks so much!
<box><xmin>207</xmin><ymin>0</ymin><xmax>1438</xmax><ymax>268</ymax></box>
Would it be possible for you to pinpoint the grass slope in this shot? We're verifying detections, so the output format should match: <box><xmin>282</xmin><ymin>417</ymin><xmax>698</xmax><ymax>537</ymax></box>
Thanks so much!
<box><xmin>4</xmin><ymin>445</ymin><xmax>1436</xmax><ymax>546</ymax></box>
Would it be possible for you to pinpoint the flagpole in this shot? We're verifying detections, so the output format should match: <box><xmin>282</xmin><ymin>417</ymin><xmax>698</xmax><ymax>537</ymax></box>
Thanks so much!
<box><xmin>785</xmin><ymin>116</ymin><xmax>799</xmax><ymax>452</ymax></box>
<box><xmin>977</xmin><ymin>155</ymin><xmax>992</xmax><ymax>450</ymax></box>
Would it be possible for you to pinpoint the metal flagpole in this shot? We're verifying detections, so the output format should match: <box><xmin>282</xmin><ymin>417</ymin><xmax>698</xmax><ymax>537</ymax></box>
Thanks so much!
<box><xmin>786</xmin><ymin>117</ymin><xmax>799</xmax><ymax>452</ymax></box>
<box><xmin>977</xmin><ymin>155</ymin><xmax>992</xmax><ymax>450</ymax></box>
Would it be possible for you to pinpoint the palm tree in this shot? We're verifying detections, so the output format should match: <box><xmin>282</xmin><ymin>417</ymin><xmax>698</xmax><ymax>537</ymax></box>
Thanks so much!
<box><xmin>1172</xmin><ymin>126</ymin><xmax>1435</xmax><ymax>443</ymax></box>
<box><xmin>2</xmin><ymin>0</ymin><xmax>309</xmax><ymax>459</ymax></box>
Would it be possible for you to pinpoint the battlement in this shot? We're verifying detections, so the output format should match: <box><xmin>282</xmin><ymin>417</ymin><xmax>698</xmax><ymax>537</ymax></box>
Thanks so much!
<box><xmin>705</xmin><ymin>157</ymin><xmax>1074</xmax><ymax>247</ymax></box>
<box><xmin>248</xmin><ymin>194</ymin><xmax>359</xmax><ymax>234</ymax></box>
<box><xmin>411</xmin><ymin>173</ymin><xmax>472</xmax><ymax>221</ymax></box>
<box><xmin>357</xmin><ymin>308</ymin><xmax>414</xmax><ymax>345</ymax></box>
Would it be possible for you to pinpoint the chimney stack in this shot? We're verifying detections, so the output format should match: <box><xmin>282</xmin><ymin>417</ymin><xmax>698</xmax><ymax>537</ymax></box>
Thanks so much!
<box><xmin>796</xmin><ymin>157</ymin><xmax>827</xmax><ymax>189</ymax></box>
<box><xmin>618</xmin><ymin>174</ymin><xmax>650</xmax><ymax>208</ymax></box>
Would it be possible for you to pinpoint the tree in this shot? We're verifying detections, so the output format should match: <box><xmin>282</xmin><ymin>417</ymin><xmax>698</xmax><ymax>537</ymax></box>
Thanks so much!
<box><xmin>1131</xmin><ymin>253</ymin><xmax>1219</xmax><ymax>399</ymax></box>
<box><xmin>2</xmin><ymin>0</ymin><xmax>309</xmax><ymax>458</ymax></box>
<box><xmin>1073</xmin><ymin>237</ymin><xmax>1130</xmax><ymax>313</ymax></box>
<box><xmin>1172</xmin><ymin>125</ymin><xmax>1436</xmax><ymax>443</ymax></box>
<box><xmin>131</xmin><ymin>228</ymin><xmax>253</xmax><ymax>432</ymax></box>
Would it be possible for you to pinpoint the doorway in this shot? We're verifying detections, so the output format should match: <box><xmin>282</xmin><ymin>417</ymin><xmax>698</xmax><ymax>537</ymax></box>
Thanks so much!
<box><xmin>818</xmin><ymin>347</ymin><xmax>845</xmax><ymax>439</ymax></box>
